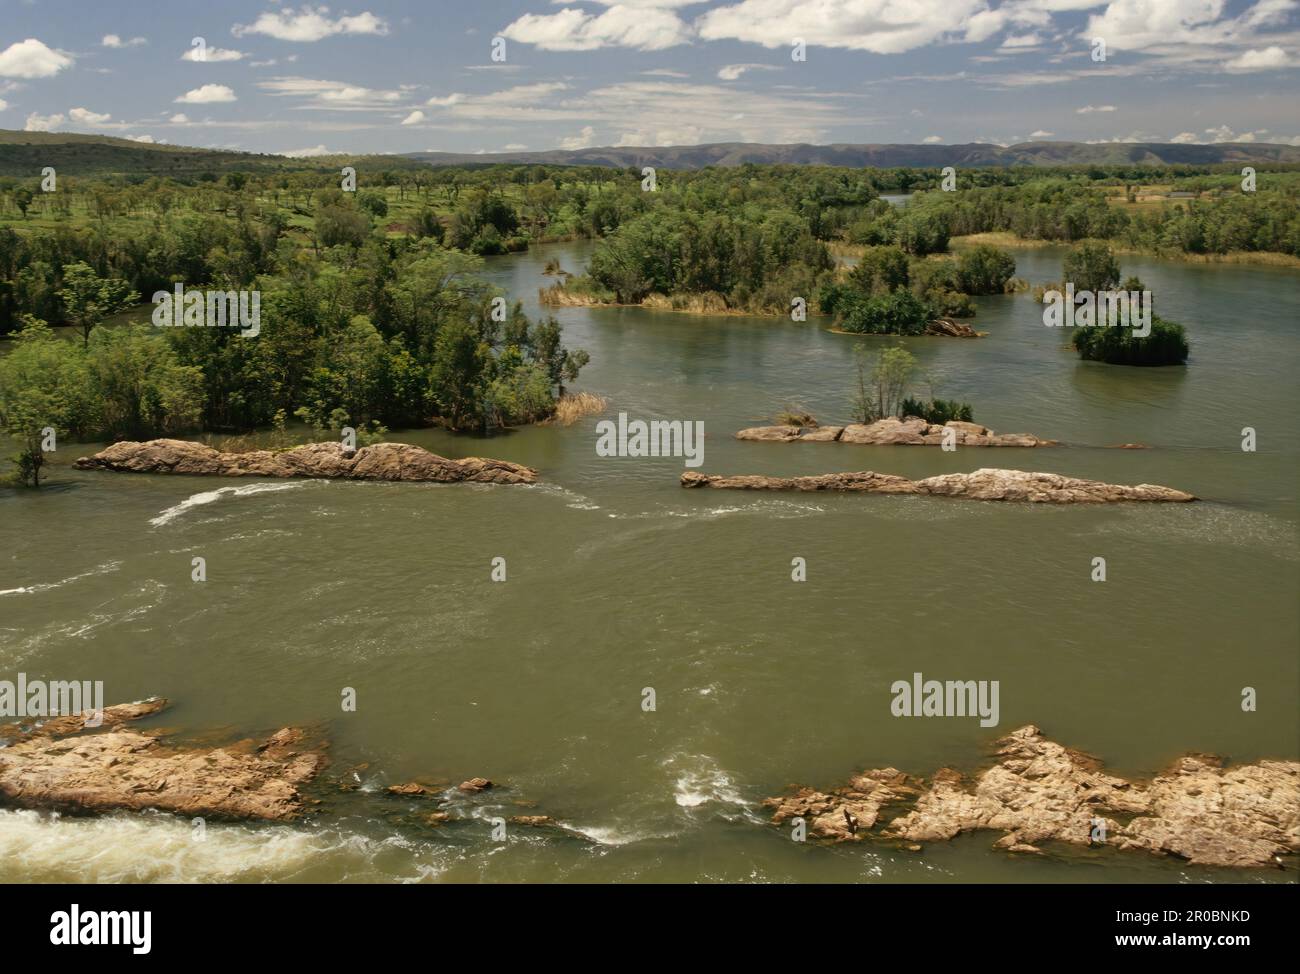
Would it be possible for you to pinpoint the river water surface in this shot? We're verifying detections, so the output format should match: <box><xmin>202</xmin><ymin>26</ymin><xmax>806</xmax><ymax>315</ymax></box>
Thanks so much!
<box><xmin>1</xmin><ymin>241</ymin><xmax>1296</xmax><ymax>883</ymax></box>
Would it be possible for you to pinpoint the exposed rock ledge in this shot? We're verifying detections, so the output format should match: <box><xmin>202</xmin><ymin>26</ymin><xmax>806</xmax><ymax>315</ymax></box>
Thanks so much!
<box><xmin>74</xmin><ymin>438</ymin><xmax>537</xmax><ymax>485</ymax></box>
<box><xmin>682</xmin><ymin>467</ymin><xmax>1195</xmax><ymax>503</ymax></box>
<box><xmin>763</xmin><ymin>725</ymin><xmax>1299</xmax><ymax>868</ymax></box>
<box><xmin>737</xmin><ymin>417</ymin><xmax>1054</xmax><ymax>447</ymax></box>
<box><xmin>0</xmin><ymin>699</ymin><xmax>327</xmax><ymax>821</ymax></box>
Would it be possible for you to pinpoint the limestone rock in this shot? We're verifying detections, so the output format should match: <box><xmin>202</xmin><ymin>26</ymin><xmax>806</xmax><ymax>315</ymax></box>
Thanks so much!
<box><xmin>764</xmin><ymin>725</ymin><xmax>1299</xmax><ymax>868</ymax></box>
<box><xmin>736</xmin><ymin>417</ymin><xmax>1054</xmax><ymax>447</ymax></box>
<box><xmin>74</xmin><ymin>439</ymin><xmax>537</xmax><ymax>485</ymax></box>
<box><xmin>682</xmin><ymin>467</ymin><xmax>1195</xmax><ymax>503</ymax></box>
<box><xmin>0</xmin><ymin>700</ymin><xmax>326</xmax><ymax>821</ymax></box>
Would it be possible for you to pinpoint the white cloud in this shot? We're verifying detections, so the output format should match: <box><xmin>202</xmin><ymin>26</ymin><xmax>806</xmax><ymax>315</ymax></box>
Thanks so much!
<box><xmin>69</xmin><ymin>107</ymin><xmax>112</xmax><ymax>125</ymax></box>
<box><xmin>170</xmin><ymin>113</ymin><xmax>190</xmax><ymax>124</ymax></box>
<box><xmin>643</xmin><ymin>68</ymin><xmax>690</xmax><ymax>78</ymax></box>
<box><xmin>1170</xmin><ymin>131</ymin><xmax>1199</xmax><ymax>143</ymax></box>
<box><xmin>697</xmin><ymin>0</ymin><xmax>989</xmax><ymax>55</ymax></box>
<box><xmin>426</xmin><ymin>93</ymin><xmax>465</xmax><ymax>107</ymax></box>
<box><xmin>0</xmin><ymin>39</ymin><xmax>74</xmax><ymax>79</ymax></box>
<box><xmin>503</xmin><ymin>5</ymin><xmax>691</xmax><ymax>51</ymax></box>
<box><xmin>717</xmin><ymin>63</ymin><xmax>780</xmax><ymax>81</ymax></box>
<box><xmin>614</xmin><ymin>124</ymin><xmax>706</xmax><ymax>147</ymax></box>
<box><xmin>1224</xmin><ymin>45</ymin><xmax>1291</xmax><ymax>72</ymax></box>
<box><xmin>559</xmin><ymin>125</ymin><xmax>597</xmax><ymax>149</ymax></box>
<box><xmin>0</xmin><ymin>98</ymin><xmax>8</xmax><ymax>112</ymax></box>
<box><xmin>1076</xmin><ymin>104</ymin><xmax>1117</xmax><ymax>113</ymax></box>
<box><xmin>922</xmin><ymin>134</ymin><xmax>943</xmax><ymax>143</ymax></box>
<box><xmin>175</xmin><ymin>84</ymin><xmax>237</xmax><ymax>104</ymax></box>
<box><xmin>183</xmin><ymin>46</ymin><xmax>245</xmax><ymax>62</ymax></box>
<box><xmin>125</xmin><ymin>134</ymin><xmax>157</xmax><ymax>143</ymax></box>
<box><xmin>102</xmin><ymin>34</ymin><xmax>147</xmax><ymax>48</ymax></box>
<box><xmin>24</xmin><ymin>111</ymin><xmax>65</xmax><ymax>132</ymax></box>
<box><xmin>234</xmin><ymin>7</ymin><xmax>389</xmax><ymax>42</ymax></box>
<box><xmin>1030</xmin><ymin>129</ymin><xmax>1054</xmax><ymax>138</ymax></box>
<box><xmin>400</xmin><ymin>110</ymin><xmax>426</xmax><ymax>125</ymax></box>
<box><xmin>281</xmin><ymin>144</ymin><xmax>334</xmax><ymax>157</ymax></box>
<box><xmin>258</xmin><ymin>77</ymin><xmax>405</xmax><ymax>108</ymax></box>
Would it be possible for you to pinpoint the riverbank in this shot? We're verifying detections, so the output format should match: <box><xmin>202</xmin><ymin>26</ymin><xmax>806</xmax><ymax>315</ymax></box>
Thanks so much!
<box><xmin>949</xmin><ymin>233</ymin><xmax>1300</xmax><ymax>267</ymax></box>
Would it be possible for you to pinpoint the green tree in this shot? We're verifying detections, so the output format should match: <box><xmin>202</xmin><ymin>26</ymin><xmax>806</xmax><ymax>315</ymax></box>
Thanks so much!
<box><xmin>57</xmin><ymin>261</ymin><xmax>138</xmax><ymax>348</ymax></box>
<box><xmin>1062</xmin><ymin>240</ymin><xmax>1121</xmax><ymax>292</ymax></box>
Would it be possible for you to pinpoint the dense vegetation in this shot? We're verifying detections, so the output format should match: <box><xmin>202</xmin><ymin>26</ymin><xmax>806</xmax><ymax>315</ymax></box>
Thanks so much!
<box><xmin>1038</xmin><ymin>241</ymin><xmax>1190</xmax><ymax>366</ymax></box>
<box><xmin>3</xmin><ymin>156</ymin><xmax>1291</xmax><ymax>482</ymax></box>
<box><xmin>0</xmin><ymin>172</ymin><xmax>591</xmax><ymax>485</ymax></box>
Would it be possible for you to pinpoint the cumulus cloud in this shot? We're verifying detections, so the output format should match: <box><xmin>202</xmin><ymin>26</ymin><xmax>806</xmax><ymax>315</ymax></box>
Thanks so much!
<box><xmin>234</xmin><ymin>7</ymin><xmax>389</xmax><ymax>42</ymax></box>
<box><xmin>125</xmin><ymin>134</ymin><xmax>157</xmax><ymax>143</ymax></box>
<box><xmin>24</xmin><ymin>111</ymin><xmax>65</xmax><ymax>132</ymax></box>
<box><xmin>1030</xmin><ymin>129</ymin><xmax>1054</xmax><ymax>138</ymax></box>
<box><xmin>69</xmin><ymin>107</ymin><xmax>112</xmax><ymax>125</ymax></box>
<box><xmin>0</xmin><ymin>38</ymin><xmax>74</xmax><ymax>78</ymax></box>
<box><xmin>922</xmin><ymin>134</ymin><xmax>943</xmax><ymax>143</ymax></box>
<box><xmin>1076</xmin><ymin>104</ymin><xmax>1117</xmax><ymax>114</ymax></box>
<box><xmin>697</xmin><ymin>0</ymin><xmax>988</xmax><ymax>55</ymax></box>
<box><xmin>1224</xmin><ymin>45</ymin><xmax>1291</xmax><ymax>72</ymax></box>
<box><xmin>175</xmin><ymin>84</ymin><xmax>237</xmax><ymax>104</ymax></box>
<box><xmin>559</xmin><ymin>125</ymin><xmax>597</xmax><ymax>149</ymax></box>
<box><xmin>400</xmin><ymin>109</ymin><xmax>425</xmax><ymax>125</ymax></box>
<box><xmin>170</xmin><ymin>113</ymin><xmax>190</xmax><ymax>124</ymax></box>
<box><xmin>502</xmin><ymin>4</ymin><xmax>691</xmax><ymax>51</ymax></box>
<box><xmin>281</xmin><ymin>145</ymin><xmax>335</xmax><ymax>157</ymax></box>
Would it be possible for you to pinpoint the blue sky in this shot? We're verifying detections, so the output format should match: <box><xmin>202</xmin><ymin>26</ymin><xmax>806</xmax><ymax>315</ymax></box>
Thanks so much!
<box><xmin>0</xmin><ymin>0</ymin><xmax>1296</xmax><ymax>155</ymax></box>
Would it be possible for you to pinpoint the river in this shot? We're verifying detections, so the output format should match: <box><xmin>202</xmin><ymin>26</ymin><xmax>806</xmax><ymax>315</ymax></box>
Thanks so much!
<box><xmin>1</xmin><ymin>240</ymin><xmax>1296</xmax><ymax>883</ymax></box>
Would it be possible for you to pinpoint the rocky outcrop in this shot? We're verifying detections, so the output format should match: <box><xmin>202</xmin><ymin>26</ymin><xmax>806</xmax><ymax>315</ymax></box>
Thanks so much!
<box><xmin>682</xmin><ymin>467</ymin><xmax>1195</xmax><ymax>503</ymax></box>
<box><xmin>736</xmin><ymin>416</ymin><xmax>1054</xmax><ymax>447</ymax></box>
<box><xmin>0</xmin><ymin>699</ymin><xmax>327</xmax><ymax>821</ymax></box>
<box><xmin>74</xmin><ymin>439</ymin><xmax>537</xmax><ymax>485</ymax></box>
<box><xmin>925</xmin><ymin>318</ymin><xmax>984</xmax><ymax>338</ymax></box>
<box><xmin>764</xmin><ymin>726</ymin><xmax>1299</xmax><ymax>868</ymax></box>
<box><xmin>763</xmin><ymin>769</ymin><xmax>922</xmax><ymax>841</ymax></box>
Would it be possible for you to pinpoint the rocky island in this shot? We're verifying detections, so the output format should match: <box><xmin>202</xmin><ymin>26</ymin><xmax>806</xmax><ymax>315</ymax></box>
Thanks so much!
<box><xmin>0</xmin><ymin>699</ymin><xmax>327</xmax><ymax>821</ymax></box>
<box><xmin>74</xmin><ymin>439</ymin><xmax>538</xmax><ymax>485</ymax></box>
<box><xmin>682</xmin><ymin>467</ymin><xmax>1195</xmax><ymax>503</ymax></box>
<box><xmin>763</xmin><ymin>725</ymin><xmax>1299</xmax><ymax>868</ymax></box>
<box><xmin>736</xmin><ymin>416</ymin><xmax>1054</xmax><ymax>447</ymax></box>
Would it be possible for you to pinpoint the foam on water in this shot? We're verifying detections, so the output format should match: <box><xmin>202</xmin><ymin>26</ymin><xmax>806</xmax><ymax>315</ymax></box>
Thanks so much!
<box><xmin>150</xmin><ymin>482</ymin><xmax>316</xmax><ymax>527</ymax></box>
<box><xmin>0</xmin><ymin>560</ymin><xmax>123</xmax><ymax>597</ymax></box>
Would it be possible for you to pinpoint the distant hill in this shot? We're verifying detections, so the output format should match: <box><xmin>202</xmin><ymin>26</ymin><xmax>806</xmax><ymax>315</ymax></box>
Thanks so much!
<box><xmin>0</xmin><ymin>130</ymin><xmax>426</xmax><ymax>177</ymax></box>
<box><xmin>3</xmin><ymin>130</ymin><xmax>1297</xmax><ymax>177</ymax></box>
<box><xmin>403</xmin><ymin>140</ymin><xmax>1300</xmax><ymax>169</ymax></box>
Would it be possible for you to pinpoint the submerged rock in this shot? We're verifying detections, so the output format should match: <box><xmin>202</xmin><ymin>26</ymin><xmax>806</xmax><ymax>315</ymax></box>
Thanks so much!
<box><xmin>736</xmin><ymin>416</ymin><xmax>1055</xmax><ymax>447</ymax></box>
<box><xmin>764</xmin><ymin>725</ymin><xmax>1299</xmax><ymax>868</ymax></box>
<box><xmin>0</xmin><ymin>699</ymin><xmax>327</xmax><ymax>821</ymax></box>
<box><xmin>74</xmin><ymin>438</ymin><xmax>537</xmax><ymax>485</ymax></box>
<box><xmin>682</xmin><ymin>467</ymin><xmax>1195</xmax><ymax>503</ymax></box>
